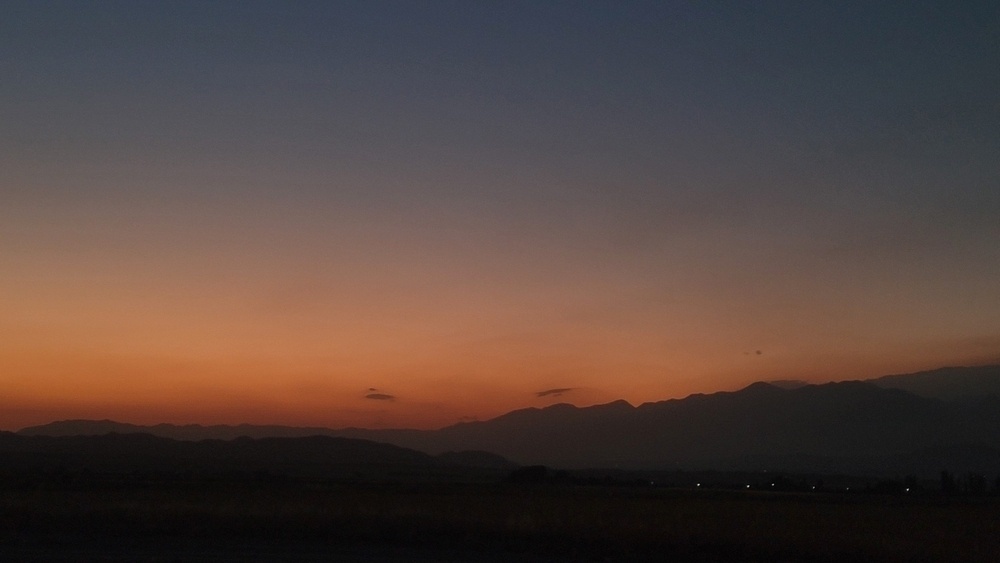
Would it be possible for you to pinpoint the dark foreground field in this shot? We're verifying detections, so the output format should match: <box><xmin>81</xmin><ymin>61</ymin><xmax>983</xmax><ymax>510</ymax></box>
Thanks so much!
<box><xmin>2</xmin><ymin>479</ymin><xmax>999</xmax><ymax>562</ymax></box>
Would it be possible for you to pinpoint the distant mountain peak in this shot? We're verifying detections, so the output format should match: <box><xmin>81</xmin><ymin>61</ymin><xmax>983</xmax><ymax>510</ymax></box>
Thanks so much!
<box><xmin>766</xmin><ymin>379</ymin><xmax>810</xmax><ymax>390</ymax></box>
<box><xmin>739</xmin><ymin>381</ymin><xmax>784</xmax><ymax>393</ymax></box>
<box><xmin>600</xmin><ymin>399</ymin><xmax>635</xmax><ymax>410</ymax></box>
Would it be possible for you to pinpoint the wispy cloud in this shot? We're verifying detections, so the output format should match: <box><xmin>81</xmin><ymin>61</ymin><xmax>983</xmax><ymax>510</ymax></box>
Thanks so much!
<box><xmin>365</xmin><ymin>388</ymin><xmax>396</xmax><ymax>401</ymax></box>
<box><xmin>536</xmin><ymin>388</ymin><xmax>575</xmax><ymax>398</ymax></box>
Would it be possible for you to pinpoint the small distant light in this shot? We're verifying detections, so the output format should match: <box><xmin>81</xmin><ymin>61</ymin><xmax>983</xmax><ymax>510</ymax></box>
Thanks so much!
<box><xmin>696</xmin><ymin>483</ymin><xmax>701</xmax><ymax>487</ymax></box>
<box><xmin>746</xmin><ymin>484</ymin><xmax>751</xmax><ymax>489</ymax></box>
<box><xmin>905</xmin><ymin>488</ymin><xmax>910</xmax><ymax>492</ymax></box>
<box><xmin>811</xmin><ymin>486</ymin><xmax>816</xmax><ymax>490</ymax></box>
<box><xmin>845</xmin><ymin>487</ymin><xmax>850</xmax><ymax>491</ymax></box>
<box><xmin>771</xmin><ymin>483</ymin><xmax>775</xmax><ymax>487</ymax></box>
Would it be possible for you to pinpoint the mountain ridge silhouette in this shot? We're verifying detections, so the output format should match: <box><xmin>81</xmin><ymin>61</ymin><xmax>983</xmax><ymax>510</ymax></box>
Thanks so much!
<box><xmin>17</xmin><ymin>364</ymin><xmax>1000</xmax><ymax>476</ymax></box>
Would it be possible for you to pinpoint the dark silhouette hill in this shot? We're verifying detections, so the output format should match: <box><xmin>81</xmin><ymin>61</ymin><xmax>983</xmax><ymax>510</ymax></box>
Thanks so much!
<box><xmin>0</xmin><ymin>432</ymin><xmax>511</xmax><ymax>481</ymax></box>
<box><xmin>18</xmin><ymin>364</ymin><xmax>1000</xmax><ymax>477</ymax></box>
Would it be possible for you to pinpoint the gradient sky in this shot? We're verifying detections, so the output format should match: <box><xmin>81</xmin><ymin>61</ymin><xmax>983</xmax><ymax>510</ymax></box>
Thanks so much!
<box><xmin>2</xmin><ymin>1</ymin><xmax>999</xmax><ymax>430</ymax></box>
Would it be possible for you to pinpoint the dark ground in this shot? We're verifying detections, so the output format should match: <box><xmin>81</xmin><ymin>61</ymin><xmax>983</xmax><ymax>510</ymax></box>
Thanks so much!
<box><xmin>2</xmin><ymin>477</ymin><xmax>999</xmax><ymax>562</ymax></box>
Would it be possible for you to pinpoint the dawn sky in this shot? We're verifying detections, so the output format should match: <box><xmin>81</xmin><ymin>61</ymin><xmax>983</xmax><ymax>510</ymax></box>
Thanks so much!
<box><xmin>2</xmin><ymin>1</ymin><xmax>998</xmax><ymax>430</ymax></box>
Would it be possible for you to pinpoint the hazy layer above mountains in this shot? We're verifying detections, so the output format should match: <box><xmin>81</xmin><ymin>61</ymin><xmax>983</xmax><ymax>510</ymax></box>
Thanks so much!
<box><xmin>869</xmin><ymin>365</ymin><xmax>1000</xmax><ymax>400</ymax></box>
<box><xmin>18</xmin><ymin>365</ymin><xmax>1000</xmax><ymax>477</ymax></box>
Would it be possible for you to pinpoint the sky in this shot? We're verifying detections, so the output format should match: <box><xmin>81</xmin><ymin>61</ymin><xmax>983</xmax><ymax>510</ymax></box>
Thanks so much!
<box><xmin>2</xmin><ymin>1</ymin><xmax>999</xmax><ymax>430</ymax></box>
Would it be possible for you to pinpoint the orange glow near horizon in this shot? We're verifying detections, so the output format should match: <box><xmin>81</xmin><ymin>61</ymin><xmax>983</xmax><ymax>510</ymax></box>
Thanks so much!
<box><xmin>2</xmin><ymin>197</ymin><xmax>999</xmax><ymax>431</ymax></box>
<box><xmin>4</xmin><ymin>252</ymin><xmax>998</xmax><ymax>432</ymax></box>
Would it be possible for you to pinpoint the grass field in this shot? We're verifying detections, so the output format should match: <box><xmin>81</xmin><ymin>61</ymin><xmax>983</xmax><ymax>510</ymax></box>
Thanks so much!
<box><xmin>2</xmin><ymin>480</ymin><xmax>999</xmax><ymax>561</ymax></box>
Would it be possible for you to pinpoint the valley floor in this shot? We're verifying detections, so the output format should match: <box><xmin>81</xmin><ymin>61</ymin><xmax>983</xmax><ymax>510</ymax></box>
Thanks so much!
<box><xmin>2</xmin><ymin>480</ymin><xmax>999</xmax><ymax>562</ymax></box>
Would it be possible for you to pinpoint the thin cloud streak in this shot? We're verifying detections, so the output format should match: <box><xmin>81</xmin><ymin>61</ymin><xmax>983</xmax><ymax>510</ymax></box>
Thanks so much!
<box><xmin>536</xmin><ymin>388</ymin><xmax>575</xmax><ymax>398</ymax></box>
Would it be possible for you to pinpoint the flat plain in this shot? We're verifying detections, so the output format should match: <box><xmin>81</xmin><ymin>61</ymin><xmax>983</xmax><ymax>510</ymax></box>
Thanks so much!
<box><xmin>3</xmin><ymin>478</ymin><xmax>998</xmax><ymax>562</ymax></box>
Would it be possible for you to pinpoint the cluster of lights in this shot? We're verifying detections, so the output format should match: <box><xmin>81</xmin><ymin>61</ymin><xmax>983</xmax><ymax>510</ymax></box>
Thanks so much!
<box><xmin>704</xmin><ymin>483</ymin><xmax>910</xmax><ymax>493</ymax></box>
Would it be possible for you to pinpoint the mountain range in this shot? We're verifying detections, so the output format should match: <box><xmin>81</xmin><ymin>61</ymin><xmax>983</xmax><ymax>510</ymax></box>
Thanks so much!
<box><xmin>0</xmin><ymin>431</ymin><xmax>514</xmax><ymax>482</ymax></box>
<box><xmin>17</xmin><ymin>365</ymin><xmax>1000</xmax><ymax>477</ymax></box>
